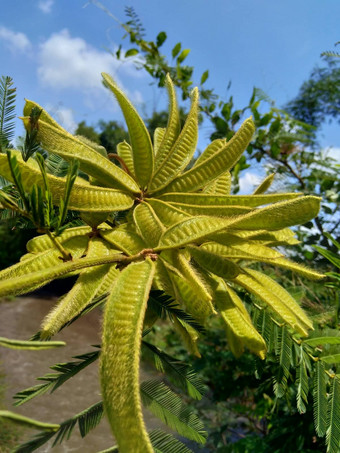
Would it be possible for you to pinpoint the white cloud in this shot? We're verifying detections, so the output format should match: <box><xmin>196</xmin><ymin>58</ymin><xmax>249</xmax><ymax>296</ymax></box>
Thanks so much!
<box><xmin>44</xmin><ymin>103</ymin><xmax>77</xmax><ymax>134</ymax></box>
<box><xmin>325</xmin><ymin>147</ymin><xmax>340</xmax><ymax>163</ymax></box>
<box><xmin>239</xmin><ymin>171</ymin><xmax>261</xmax><ymax>194</ymax></box>
<box><xmin>38</xmin><ymin>0</ymin><xmax>54</xmax><ymax>14</ymax></box>
<box><xmin>0</xmin><ymin>26</ymin><xmax>31</xmax><ymax>53</ymax></box>
<box><xmin>37</xmin><ymin>29</ymin><xmax>143</xmax><ymax>104</ymax></box>
<box><xmin>55</xmin><ymin>107</ymin><xmax>77</xmax><ymax>134</ymax></box>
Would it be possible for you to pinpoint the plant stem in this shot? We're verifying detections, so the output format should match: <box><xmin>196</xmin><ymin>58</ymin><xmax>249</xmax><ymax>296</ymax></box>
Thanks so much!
<box><xmin>107</xmin><ymin>153</ymin><xmax>132</xmax><ymax>175</ymax></box>
<box><xmin>46</xmin><ymin>230</ymin><xmax>73</xmax><ymax>261</ymax></box>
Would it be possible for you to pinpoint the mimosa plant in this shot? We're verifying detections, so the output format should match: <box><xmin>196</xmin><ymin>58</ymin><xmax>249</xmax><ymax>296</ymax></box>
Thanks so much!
<box><xmin>0</xmin><ymin>73</ymin><xmax>329</xmax><ymax>452</ymax></box>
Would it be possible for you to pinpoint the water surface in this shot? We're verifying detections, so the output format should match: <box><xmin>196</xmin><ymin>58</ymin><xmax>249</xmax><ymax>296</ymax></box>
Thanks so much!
<box><xmin>1</xmin><ymin>296</ymin><xmax>161</xmax><ymax>452</ymax></box>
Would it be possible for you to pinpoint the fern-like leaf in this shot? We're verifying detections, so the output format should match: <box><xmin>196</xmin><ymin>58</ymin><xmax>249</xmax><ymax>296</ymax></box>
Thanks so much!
<box><xmin>326</xmin><ymin>375</ymin><xmax>340</xmax><ymax>453</ymax></box>
<box><xmin>314</xmin><ymin>360</ymin><xmax>328</xmax><ymax>437</ymax></box>
<box><xmin>0</xmin><ymin>75</ymin><xmax>16</xmax><ymax>152</ymax></box>
<box><xmin>53</xmin><ymin>401</ymin><xmax>103</xmax><ymax>445</ymax></box>
<box><xmin>13</xmin><ymin>348</ymin><xmax>100</xmax><ymax>406</ymax></box>
<box><xmin>45</xmin><ymin>152</ymin><xmax>69</xmax><ymax>177</ymax></box>
<box><xmin>274</xmin><ymin>326</ymin><xmax>292</xmax><ymax>397</ymax></box>
<box><xmin>12</xmin><ymin>431</ymin><xmax>56</xmax><ymax>453</ymax></box>
<box><xmin>296</xmin><ymin>345</ymin><xmax>310</xmax><ymax>413</ymax></box>
<box><xmin>13</xmin><ymin>402</ymin><xmax>103</xmax><ymax>452</ymax></box>
<box><xmin>142</xmin><ymin>341</ymin><xmax>206</xmax><ymax>400</ymax></box>
<box><xmin>148</xmin><ymin>290</ymin><xmax>205</xmax><ymax>333</ymax></box>
<box><xmin>96</xmin><ymin>430</ymin><xmax>194</xmax><ymax>453</ymax></box>
<box><xmin>140</xmin><ymin>379</ymin><xmax>207</xmax><ymax>444</ymax></box>
<box><xmin>149</xmin><ymin>429</ymin><xmax>194</xmax><ymax>453</ymax></box>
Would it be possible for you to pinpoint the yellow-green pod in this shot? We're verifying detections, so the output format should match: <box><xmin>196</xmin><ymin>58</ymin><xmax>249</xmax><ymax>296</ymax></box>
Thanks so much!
<box><xmin>170</xmin><ymin>272</ymin><xmax>214</xmax><ymax>324</ymax></box>
<box><xmin>158</xmin><ymin>192</ymin><xmax>303</xmax><ymax>207</ymax></box>
<box><xmin>177</xmin><ymin>251</ymin><xmax>212</xmax><ymax>304</ymax></box>
<box><xmin>116</xmin><ymin>141</ymin><xmax>135</xmax><ymax>177</ymax></box>
<box><xmin>153</xmin><ymin>118</ymin><xmax>255</xmax><ymax>194</ymax></box>
<box><xmin>146</xmin><ymin>199</ymin><xmax>191</xmax><ymax>227</ymax></box>
<box><xmin>100</xmin><ymin>259</ymin><xmax>155</xmax><ymax>453</ymax></box>
<box><xmin>40</xmin><ymin>238</ymin><xmax>113</xmax><ymax>338</ymax></box>
<box><xmin>150</xmin><ymin>87</ymin><xmax>198</xmax><ymax>191</ymax></box>
<box><xmin>154</xmin><ymin>74</ymin><xmax>181</xmax><ymax>169</ymax></box>
<box><xmin>169</xmin><ymin>202</ymin><xmax>251</xmax><ymax>217</ymax></box>
<box><xmin>153</xmin><ymin>127</ymin><xmax>166</xmax><ymax>155</ymax></box>
<box><xmin>0</xmin><ymin>151</ymin><xmax>135</xmax><ymax>212</ymax></box>
<box><xmin>252</xmin><ymin>173</ymin><xmax>275</xmax><ymax>195</ymax></box>
<box><xmin>234</xmin><ymin>271</ymin><xmax>308</xmax><ymax>336</ymax></box>
<box><xmin>21</xmin><ymin>114</ymin><xmax>140</xmax><ymax>193</ymax></box>
<box><xmin>213</xmin><ymin>277</ymin><xmax>266</xmax><ymax>359</ymax></box>
<box><xmin>26</xmin><ymin>226</ymin><xmax>92</xmax><ymax>253</ymax></box>
<box><xmin>245</xmin><ymin>268</ymin><xmax>313</xmax><ymax>330</ymax></box>
<box><xmin>0</xmin><ymin>235</ymin><xmax>88</xmax><ymax>281</ymax></box>
<box><xmin>188</xmin><ymin>245</ymin><xmax>241</xmax><ymax>280</ymax></box>
<box><xmin>133</xmin><ymin>202</ymin><xmax>165</xmax><ymax>248</ymax></box>
<box><xmin>173</xmin><ymin>317</ymin><xmax>201</xmax><ymax>358</ymax></box>
<box><xmin>102</xmin><ymin>73</ymin><xmax>154</xmax><ymax>189</ymax></box>
<box><xmin>258</xmin><ymin>256</ymin><xmax>325</xmax><ymax>280</ymax></box>
<box><xmin>203</xmin><ymin>172</ymin><xmax>231</xmax><ymax>196</ymax></box>
<box><xmin>100</xmin><ymin>224</ymin><xmax>147</xmax><ymax>255</ymax></box>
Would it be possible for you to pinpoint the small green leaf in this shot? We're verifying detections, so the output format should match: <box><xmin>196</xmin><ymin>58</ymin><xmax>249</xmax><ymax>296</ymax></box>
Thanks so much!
<box><xmin>313</xmin><ymin>245</ymin><xmax>340</xmax><ymax>269</ymax></box>
<box><xmin>150</xmin><ymin>429</ymin><xmax>193</xmax><ymax>453</ymax></box>
<box><xmin>177</xmin><ymin>49</ymin><xmax>190</xmax><ymax>64</ymax></box>
<box><xmin>56</xmin><ymin>159</ymin><xmax>79</xmax><ymax>232</ymax></box>
<box><xmin>142</xmin><ymin>341</ymin><xmax>205</xmax><ymax>400</ymax></box>
<box><xmin>321</xmin><ymin>355</ymin><xmax>340</xmax><ymax>364</ymax></box>
<box><xmin>305</xmin><ymin>337</ymin><xmax>340</xmax><ymax>347</ymax></box>
<box><xmin>156</xmin><ymin>32</ymin><xmax>167</xmax><ymax>47</ymax></box>
<box><xmin>125</xmin><ymin>48</ymin><xmax>139</xmax><ymax>57</ymax></box>
<box><xmin>172</xmin><ymin>42</ymin><xmax>181</xmax><ymax>58</ymax></box>
<box><xmin>200</xmin><ymin>70</ymin><xmax>209</xmax><ymax>85</ymax></box>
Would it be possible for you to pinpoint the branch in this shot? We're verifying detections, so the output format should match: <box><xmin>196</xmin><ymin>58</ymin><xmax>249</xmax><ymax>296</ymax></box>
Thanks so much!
<box><xmin>257</xmin><ymin>144</ymin><xmax>306</xmax><ymax>189</ymax></box>
<box><xmin>107</xmin><ymin>153</ymin><xmax>132</xmax><ymax>176</ymax></box>
<box><xmin>277</xmin><ymin>158</ymin><xmax>306</xmax><ymax>189</ymax></box>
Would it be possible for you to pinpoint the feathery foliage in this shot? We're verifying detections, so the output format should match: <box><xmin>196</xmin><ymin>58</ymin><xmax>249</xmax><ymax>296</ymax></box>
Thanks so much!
<box><xmin>314</xmin><ymin>360</ymin><xmax>328</xmax><ymax>437</ymax></box>
<box><xmin>8</xmin><ymin>402</ymin><xmax>103</xmax><ymax>452</ymax></box>
<box><xmin>142</xmin><ymin>341</ymin><xmax>206</xmax><ymax>399</ymax></box>
<box><xmin>0</xmin><ymin>75</ymin><xmax>16</xmax><ymax>153</ymax></box>
<box><xmin>13</xmin><ymin>348</ymin><xmax>100</xmax><ymax>406</ymax></box>
<box><xmin>141</xmin><ymin>379</ymin><xmax>207</xmax><ymax>443</ymax></box>
<box><xmin>326</xmin><ymin>376</ymin><xmax>340</xmax><ymax>453</ymax></box>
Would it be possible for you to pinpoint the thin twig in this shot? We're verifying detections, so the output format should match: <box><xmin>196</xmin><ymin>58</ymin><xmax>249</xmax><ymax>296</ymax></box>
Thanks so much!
<box><xmin>107</xmin><ymin>153</ymin><xmax>132</xmax><ymax>176</ymax></box>
<box><xmin>46</xmin><ymin>230</ymin><xmax>73</xmax><ymax>261</ymax></box>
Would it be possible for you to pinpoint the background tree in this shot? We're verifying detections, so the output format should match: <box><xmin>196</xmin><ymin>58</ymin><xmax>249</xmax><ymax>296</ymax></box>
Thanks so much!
<box><xmin>286</xmin><ymin>58</ymin><xmax>340</xmax><ymax>129</ymax></box>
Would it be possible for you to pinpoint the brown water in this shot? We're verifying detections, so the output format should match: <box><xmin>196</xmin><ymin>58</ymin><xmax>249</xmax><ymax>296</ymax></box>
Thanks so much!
<box><xmin>0</xmin><ymin>296</ymin><xmax>162</xmax><ymax>452</ymax></box>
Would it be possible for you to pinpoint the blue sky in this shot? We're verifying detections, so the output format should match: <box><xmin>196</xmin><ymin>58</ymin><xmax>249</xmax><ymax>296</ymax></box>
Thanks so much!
<box><xmin>1</xmin><ymin>0</ymin><xmax>339</xmax><ymax>191</ymax></box>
